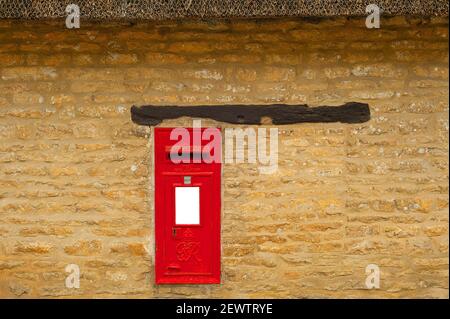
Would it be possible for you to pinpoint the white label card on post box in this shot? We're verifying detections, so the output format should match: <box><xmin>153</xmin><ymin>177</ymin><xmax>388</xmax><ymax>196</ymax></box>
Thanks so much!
<box><xmin>175</xmin><ymin>187</ymin><xmax>200</xmax><ymax>225</ymax></box>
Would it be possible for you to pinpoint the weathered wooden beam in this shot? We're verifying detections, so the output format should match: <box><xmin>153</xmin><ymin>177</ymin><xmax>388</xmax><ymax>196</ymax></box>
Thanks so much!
<box><xmin>130</xmin><ymin>102</ymin><xmax>370</xmax><ymax>126</ymax></box>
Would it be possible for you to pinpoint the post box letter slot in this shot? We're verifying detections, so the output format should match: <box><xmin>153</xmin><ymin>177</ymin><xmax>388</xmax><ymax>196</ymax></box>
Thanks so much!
<box><xmin>167</xmin><ymin>151</ymin><xmax>209</xmax><ymax>161</ymax></box>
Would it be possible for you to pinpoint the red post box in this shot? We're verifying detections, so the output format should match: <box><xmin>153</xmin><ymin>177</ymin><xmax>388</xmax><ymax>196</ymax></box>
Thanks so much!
<box><xmin>154</xmin><ymin>127</ymin><xmax>221</xmax><ymax>284</ymax></box>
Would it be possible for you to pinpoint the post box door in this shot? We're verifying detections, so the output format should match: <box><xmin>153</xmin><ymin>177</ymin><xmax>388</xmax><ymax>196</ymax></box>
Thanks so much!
<box><xmin>154</xmin><ymin>128</ymin><xmax>221</xmax><ymax>284</ymax></box>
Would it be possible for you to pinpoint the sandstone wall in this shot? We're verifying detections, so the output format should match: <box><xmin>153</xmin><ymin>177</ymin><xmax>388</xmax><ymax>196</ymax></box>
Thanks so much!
<box><xmin>0</xmin><ymin>17</ymin><xmax>448</xmax><ymax>298</ymax></box>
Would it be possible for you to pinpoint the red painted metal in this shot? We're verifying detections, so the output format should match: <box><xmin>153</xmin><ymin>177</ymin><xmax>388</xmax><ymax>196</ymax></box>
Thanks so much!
<box><xmin>154</xmin><ymin>127</ymin><xmax>221</xmax><ymax>284</ymax></box>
